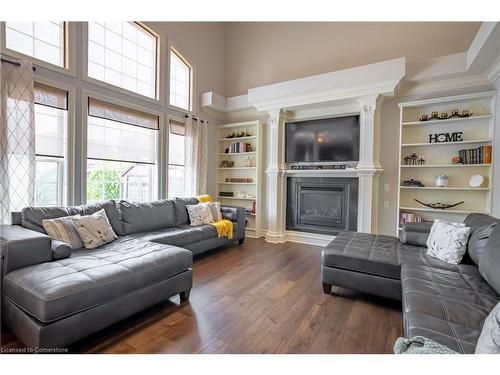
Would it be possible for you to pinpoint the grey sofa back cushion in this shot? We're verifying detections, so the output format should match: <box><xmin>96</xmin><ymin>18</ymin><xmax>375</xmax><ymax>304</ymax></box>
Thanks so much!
<box><xmin>467</xmin><ymin>222</ymin><xmax>497</xmax><ymax>266</ymax></box>
<box><xmin>479</xmin><ymin>223</ymin><xmax>500</xmax><ymax>295</ymax></box>
<box><xmin>118</xmin><ymin>200</ymin><xmax>176</xmax><ymax>234</ymax></box>
<box><xmin>21</xmin><ymin>200</ymin><xmax>122</xmax><ymax>235</ymax></box>
<box><xmin>172</xmin><ymin>197</ymin><xmax>199</xmax><ymax>225</ymax></box>
<box><xmin>475</xmin><ymin>302</ymin><xmax>500</xmax><ymax>353</ymax></box>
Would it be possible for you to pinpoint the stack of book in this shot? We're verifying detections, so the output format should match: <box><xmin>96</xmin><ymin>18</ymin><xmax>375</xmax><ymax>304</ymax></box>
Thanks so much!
<box><xmin>400</xmin><ymin>211</ymin><xmax>426</xmax><ymax>226</ymax></box>
<box><xmin>459</xmin><ymin>145</ymin><xmax>492</xmax><ymax>164</ymax></box>
<box><xmin>228</xmin><ymin>142</ymin><xmax>253</xmax><ymax>153</ymax></box>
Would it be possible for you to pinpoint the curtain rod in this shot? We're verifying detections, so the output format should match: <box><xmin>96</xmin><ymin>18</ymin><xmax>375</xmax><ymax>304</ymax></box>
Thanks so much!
<box><xmin>1</xmin><ymin>58</ymin><xmax>37</xmax><ymax>71</ymax></box>
<box><xmin>184</xmin><ymin>114</ymin><xmax>208</xmax><ymax>124</ymax></box>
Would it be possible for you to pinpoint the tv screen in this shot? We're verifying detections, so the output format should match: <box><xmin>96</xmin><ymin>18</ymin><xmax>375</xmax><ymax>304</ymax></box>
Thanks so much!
<box><xmin>285</xmin><ymin>115</ymin><xmax>360</xmax><ymax>163</ymax></box>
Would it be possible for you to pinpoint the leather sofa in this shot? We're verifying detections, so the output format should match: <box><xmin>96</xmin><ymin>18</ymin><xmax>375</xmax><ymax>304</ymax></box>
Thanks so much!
<box><xmin>0</xmin><ymin>198</ymin><xmax>245</xmax><ymax>349</ymax></box>
<box><xmin>321</xmin><ymin>213</ymin><xmax>500</xmax><ymax>353</ymax></box>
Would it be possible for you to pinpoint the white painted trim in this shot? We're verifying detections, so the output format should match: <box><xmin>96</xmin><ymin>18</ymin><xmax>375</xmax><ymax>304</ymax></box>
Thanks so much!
<box><xmin>284</xmin><ymin>230</ymin><xmax>334</xmax><ymax>247</ymax></box>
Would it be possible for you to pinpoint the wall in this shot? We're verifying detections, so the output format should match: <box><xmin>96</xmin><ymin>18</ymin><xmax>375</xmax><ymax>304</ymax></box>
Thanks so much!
<box><xmin>224</xmin><ymin>22</ymin><xmax>480</xmax><ymax>97</ymax></box>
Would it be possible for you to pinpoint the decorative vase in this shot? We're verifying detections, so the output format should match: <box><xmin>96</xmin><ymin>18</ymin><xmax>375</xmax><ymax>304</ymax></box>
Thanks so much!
<box><xmin>435</xmin><ymin>175</ymin><xmax>448</xmax><ymax>188</ymax></box>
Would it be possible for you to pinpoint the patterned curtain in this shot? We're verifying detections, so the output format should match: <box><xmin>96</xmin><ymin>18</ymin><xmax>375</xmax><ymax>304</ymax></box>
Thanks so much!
<box><xmin>0</xmin><ymin>60</ymin><xmax>36</xmax><ymax>224</ymax></box>
<box><xmin>184</xmin><ymin>117</ymin><xmax>208</xmax><ymax>196</ymax></box>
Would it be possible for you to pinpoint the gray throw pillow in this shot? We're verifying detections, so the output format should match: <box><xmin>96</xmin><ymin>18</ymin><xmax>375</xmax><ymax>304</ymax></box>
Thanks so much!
<box><xmin>479</xmin><ymin>224</ymin><xmax>500</xmax><ymax>295</ymax></box>
<box><xmin>467</xmin><ymin>222</ymin><xmax>497</xmax><ymax>265</ymax></box>
<box><xmin>475</xmin><ymin>302</ymin><xmax>500</xmax><ymax>354</ymax></box>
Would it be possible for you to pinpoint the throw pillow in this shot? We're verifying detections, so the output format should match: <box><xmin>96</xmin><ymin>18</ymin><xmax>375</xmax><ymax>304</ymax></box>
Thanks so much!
<box><xmin>72</xmin><ymin>209</ymin><xmax>118</xmax><ymax>249</ymax></box>
<box><xmin>208</xmin><ymin>202</ymin><xmax>222</xmax><ymax>222</ymax></box>
<box><xmin>186</xmin><ymin>203</ymin><xmax>213</xmax><ymax>226</ymax></box>
<box><xmin>426</xmin><ymin>219</ymin><xmax>471</xmax><ymax>264</ymax></box>
<box><xmin>42</xmin><ymin>215</ymin><xmax>84</xmax><ymax>250</ymax></box>
<box><xmin>475</xmin><ymin>302</ymin><xmax>500</xmax><ymax>354</ymax></box>
<box><xmin>394</xmin><ymin>336</ymin><xmax>457</xmax><ymax>354</ymax></box>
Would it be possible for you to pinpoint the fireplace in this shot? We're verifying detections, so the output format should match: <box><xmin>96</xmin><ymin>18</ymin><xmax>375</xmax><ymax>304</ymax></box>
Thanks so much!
<box><xmin>286</xmin><ymin>177</ymin><xmax>358</xmax><ymax>235</ymax></box>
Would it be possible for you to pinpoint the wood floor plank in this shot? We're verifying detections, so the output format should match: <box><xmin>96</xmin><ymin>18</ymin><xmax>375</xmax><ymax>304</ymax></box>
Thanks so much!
<box><xmin>0</xmin><ymin>238</ymin><xmax>403</xmax><ymax>354</ymax></box>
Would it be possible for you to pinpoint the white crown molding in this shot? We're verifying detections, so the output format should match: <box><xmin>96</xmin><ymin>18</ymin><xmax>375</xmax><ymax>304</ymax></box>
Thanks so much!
<box><xmin>399</xmin><ymin>73</ymin><xmax>493</xmax><ymax>97</ymax></box>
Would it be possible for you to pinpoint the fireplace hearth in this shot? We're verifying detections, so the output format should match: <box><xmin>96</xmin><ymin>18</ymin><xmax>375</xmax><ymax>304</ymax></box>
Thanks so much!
<box><xmin>286</xmin><ymin>177</ymin><xmax>358</xmax><ymax>235</ymax></box>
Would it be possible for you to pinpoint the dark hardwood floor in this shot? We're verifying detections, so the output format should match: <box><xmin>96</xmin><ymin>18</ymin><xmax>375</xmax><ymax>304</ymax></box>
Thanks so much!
<box><xmin>0</xmin><ymin>238</ymin><xmax>403</xmax><ymax>353</ymax></box>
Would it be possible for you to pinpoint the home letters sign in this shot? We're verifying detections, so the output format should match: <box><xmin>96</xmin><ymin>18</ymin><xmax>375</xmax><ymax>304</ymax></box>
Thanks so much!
<box><xmin>428</xmin><ymin>132</ymin><xmax>463</xmax><ymax>143</ymax></box>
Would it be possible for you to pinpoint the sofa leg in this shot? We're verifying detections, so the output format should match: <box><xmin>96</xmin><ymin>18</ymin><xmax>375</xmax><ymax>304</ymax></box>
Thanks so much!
<box><xmin>239</xmin><ymin>238</ymin><xmax>245</xmax><ymax>245</ymax></box>
<box><xmin>322</xmin><ymin>283</ymin><xmax>332</xmax><ymax>295</ymax></box>
<box><xmin>180</xmin><ymin>289</ymin><xmax>191</xmax><ymax>302</ymax></box>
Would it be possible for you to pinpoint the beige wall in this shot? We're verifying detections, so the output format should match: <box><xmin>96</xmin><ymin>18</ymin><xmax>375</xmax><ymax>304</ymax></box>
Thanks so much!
<box><xmin>224</xmin><ymin>22</ymin><xmax>480</xmax><ymax>96</ymax></box>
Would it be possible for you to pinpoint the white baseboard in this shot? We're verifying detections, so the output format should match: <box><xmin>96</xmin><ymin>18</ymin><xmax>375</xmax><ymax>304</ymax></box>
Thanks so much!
<box><xmin>284</xmin><ymin>230</ymin><xmax>334</xmax><ymax>246</ymax></box>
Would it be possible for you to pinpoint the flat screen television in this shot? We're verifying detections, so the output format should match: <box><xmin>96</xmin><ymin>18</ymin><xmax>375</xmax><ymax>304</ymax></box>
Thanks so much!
<box><xmin>285</xmin><ymin>115</ymin><xmax>360</xmax><ymax>163</ymax></box>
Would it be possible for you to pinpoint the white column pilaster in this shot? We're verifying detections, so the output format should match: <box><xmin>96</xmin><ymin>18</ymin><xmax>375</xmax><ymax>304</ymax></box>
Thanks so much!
<box><xmin>265</xmin><ymin>109</ymin><xmax>287</xmax><ymax>243</ymax></box>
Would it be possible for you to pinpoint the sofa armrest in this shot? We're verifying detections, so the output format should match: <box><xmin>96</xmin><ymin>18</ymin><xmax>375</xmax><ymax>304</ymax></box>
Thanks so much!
<box><xmin>220</xmin><ymin>205</ymin><xmax>246</xmax><ymax>240</ymax></box>
<box><xmin>401</xmin><ymin>222</ymin><xmax>433</xmax><ymax>247</ymax></box>
<box><xmin>0</xmin><ymin>224</ymin><xmax>52</xmax><ymax>274</ymax></box>
<box><xmin>51</xmin><ymin>240</ymin><xmax>72</xmax><ymax>261</ymax></box>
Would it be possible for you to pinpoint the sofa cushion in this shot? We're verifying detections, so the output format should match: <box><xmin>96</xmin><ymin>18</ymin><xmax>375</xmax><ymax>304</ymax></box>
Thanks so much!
<box><xmin>2</xmin><ymin>237</ymin><xmax>192</xmax><ymax>323</ymax></box>
<box><xmin>479</xmin><ymin>223</ymin><xmax>500</xmax><ymax>295</ymax></box>
<box><xmin>322</xmin><ymin>231</ymin><xmax>456</xmax><ymax>280</ymax></box>
<box><xmin>129</xmin><ymin>224</ymin><xmax>219</xmax><ymax>247</ymax></box>
<box><xmin>172</xmin><ymin>197</ymin><xmax>199</xmax><ymax>225</ymax></box>
<box><xmin>118</xmin><ymin>200</ymin><xmax>176</xmax><ymax>234</ymax></box>
<box><xmin>401</xmin><ymin>263</ymin><xmax>499</xmax><ymax>353</ymax></box>
<box><xmin>21</xmin><ymin>200</ymin><xmax>122</xmax><ymax>236</ymax></box>
<box><xmin>475</xmin><ymin>301</ymin><xmax>500</xmax><ymax>353</ymax></box>
<box><xmin>467</xmin><ymin>222</ymin><xmax>497</xmax><ymax>266</ymax></box>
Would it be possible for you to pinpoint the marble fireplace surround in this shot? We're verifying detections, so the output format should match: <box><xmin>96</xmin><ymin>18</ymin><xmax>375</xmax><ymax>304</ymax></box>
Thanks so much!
<box><xmin>247</xmin><ymin>58</ymin><xmax>406</xmax><ymax>245</ymax></box>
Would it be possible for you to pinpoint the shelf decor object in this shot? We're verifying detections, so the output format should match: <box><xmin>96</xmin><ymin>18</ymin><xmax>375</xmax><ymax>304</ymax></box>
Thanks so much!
<box><xmin>414</xmin><ymin>199</ymin><xmax>465</xmax><ymax>210</ymax></box>
<box><xmin>217</xmin><ymin>120</ymin><xmax>263</xmax><ymax>238</ymax></box>
<box><xmin>397</xmin><ymin>91</ymin><xmax>496</xmax><ymax>234</ymax></box>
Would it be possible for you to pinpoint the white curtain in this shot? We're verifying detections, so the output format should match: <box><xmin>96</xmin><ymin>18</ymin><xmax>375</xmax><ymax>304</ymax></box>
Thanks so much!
<box><xmin>0</xmin><ymin>60</ymin><xmax>36</xmax><ymax>224</ymax></box>
<box><xmin>184</xmin><ymin>117</ymin><xmax>208</xmax><ymax>196</ymax></box>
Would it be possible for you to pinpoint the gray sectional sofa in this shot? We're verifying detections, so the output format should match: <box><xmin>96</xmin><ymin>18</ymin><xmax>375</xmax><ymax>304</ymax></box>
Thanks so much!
<box><xmin>321</xmin><ymin>213</ymin><xmax>500</xmax><ymax>353</ymax></box>
<box><xmin>0</xmin><ymin>197</ymin><xmax>245</xmax><ymax>349</ymax></box>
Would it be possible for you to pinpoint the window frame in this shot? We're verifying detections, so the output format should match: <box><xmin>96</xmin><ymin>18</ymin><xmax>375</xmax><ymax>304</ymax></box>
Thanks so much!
<box><xmin>34</xmin><ymin>155</ymin><xmax>65</xmax><ymax>206</ymax></box>
<box><xmin>166</xmin><ymin>114</ymin><xmax>187</xmax><ymax>198</ymax></box>
<box><xmin>168</xmin><ymin>46</ymin><xmax>194</xmax><ymax>113</ymax></box>
<box><xmin>0</xmin><ymin>21</ymin><xmax>76</xmax><ymax>76</ymax></box>
<box><xmin>81</xmin><ymin>90</ymin><xmax>165</xmax><ymax>204</ymax></box>
<box><xmin>82</xmin><ymin>22</ymin><xmax>162</xmax><ymax>104</ymax></box>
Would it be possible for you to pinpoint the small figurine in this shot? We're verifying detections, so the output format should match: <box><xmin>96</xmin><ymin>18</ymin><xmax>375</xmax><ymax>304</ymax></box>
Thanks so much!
<box><xmin>403</xmin><ymin>154</ymin><xmax>411</xmax><ymax>165</ymax></box>
<box><xmin>403</xmin><ymin>179</ymin><xmax>425</xmax><ymax>187</ymax></box>
<box><xmin>410</xmin><ymin>153</ymin><xmax>417</xmax><ymax>165</ymax></box>
<box><xmin>417</xmin><ymin>155</ymin><xmax>425</xmax><ymax>165</ymax></box>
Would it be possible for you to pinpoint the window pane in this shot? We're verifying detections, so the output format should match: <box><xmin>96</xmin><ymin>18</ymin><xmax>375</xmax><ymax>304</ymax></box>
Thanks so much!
<box><xmin>169</xmin><ymin>50</ymin><xmax>191</xmax><ymax>110</ymax></box>
<box><xmin>87</xmin><ymin>116</ymin><xmax>157</xmax><ymax>164</ymax></box>
<box><xmin>168</xmin><ymin>165</ymin><xmax>185</xmax><ymax>198</ymax></box>
<box><xmin>35</xmin><ymin>104</ymin><xmax>67</xmax><ymax>158</ymax></box>
<box><xmin>6</xmin><ymin>22</ymin><xmax>65</xmax><ymax>67</ymax></box>
<box><xmin>87</xmin><ymin>160</ymin><xmax>156</xmax><ymax>203</ymax></box>
<box><xmin>88</xmin><ymin>22</ymin><xmax>157</xmax><ymax>99</ymax></box>
<box><xmin>168</xmin><ymin>132</ymin><xmax>185</xmax><ymax>166</ymax></box>
<box><xmin>35</xmin><ymin>159</ymin><xmax>60</xmax><ymax>206</ymax></box>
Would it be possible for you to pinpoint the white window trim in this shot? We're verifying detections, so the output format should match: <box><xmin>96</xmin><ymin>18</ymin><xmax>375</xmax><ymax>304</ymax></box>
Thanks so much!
<box><xmin>81</xmin><ymin>89</ymin><xmax>165</xmax><ymax>204</ymax></box>
<box><xmin>168</xmin><ymin>44</ymin><xmax>195</xmax><ymax>114</ymax></box>
<box><xmin>34</xmin><ymin>76</ymin><xmax>76</xmax><ymax>205</ymax></box>
<box><xmin>0</xmin><ymin>22</ymin><xmax>77</xmax><ymax>77</ymax></box>
<box><xmin>166</xmin><ymin>113</ymin><xmax>188</xmax><ymax>198</ymax></box>
<box><xmin>82</xmin><ymin>22</ymin><xmax>163</xmax><ymax>105</ymax></box>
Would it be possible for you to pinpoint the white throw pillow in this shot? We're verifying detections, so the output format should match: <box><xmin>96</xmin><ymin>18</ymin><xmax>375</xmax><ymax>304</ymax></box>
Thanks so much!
<box><xmin>426</xmin><ymin>219</ymin><xmax>471</xmax><ymax>264</ymax></box>
<box><xmin>72</xmin><ymin>209</ymin><xmax>118</xmax><ymax>249</ymax></box>
<box><xmin>208</xmin><ymin>201</ymin><xmax>222</xmax><ymax>222</ymax></box>
<box><xmin>42</xmin><ymin>215</ymin><xmax>84</xmax><ymax>249</ymax></box>
<box><xmin>186</xmin><ymin>203</ymin><xmax>214</xmax><ymax>226</ymax></box>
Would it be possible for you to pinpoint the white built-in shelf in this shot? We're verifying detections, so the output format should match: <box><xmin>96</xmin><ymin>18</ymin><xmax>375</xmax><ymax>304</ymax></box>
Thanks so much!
<box><xmin>217</xmin><ymin>167</ymin><xmax>256</xmax><ymax>170</ymax></box>
<box><xmin>217</xmin><ymin>196</ymin><xmax>256</xmax><ymax>201</ymax></box>
<box><xmin>397</xmin><ymin>91</ymin><xmax>496</xmax><ymax>235</ymax></box>
<box><xmin>401</xmin><ymin>164</ymin><xmax>491</xmax><ymax>168</ymax></box>
<box><xmin>217</xmin><ymin>182</ymin><xmax>256</xmax><ymax>185</ymax></box>
<box><xmin>218</xmin><ymin>136</ymin><xmax>257</xmax><ymax>141</ymax></box>
<box><xmin>402</xmin><ymin>139</ymin><xmax>492</xmax><ymax>147</ymax></box>
<box><xmin>400</xmin><ymin>206</ymin><xmax>490</xmax><ymax>215</ymax></box>
<box><xmin>400</xmin><ymin>186</ymin><xmax>490</xmax><ymax>191</ymax></box>
<box><xmin>218</xmin><ymin>152</ymin><xmax>256</xmax><ymax>156</ymax></box>
<box><xmin>402</xmin><ymin>114</ymin><xmax>492</xmax><ymax>126</ymax></box>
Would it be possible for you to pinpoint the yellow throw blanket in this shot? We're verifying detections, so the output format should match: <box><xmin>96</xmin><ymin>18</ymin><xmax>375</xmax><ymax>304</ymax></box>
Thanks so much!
<box><xmin>195</xmin><ymin>194</ymin><xmax>233</xmax><ymax>240</ymax></box>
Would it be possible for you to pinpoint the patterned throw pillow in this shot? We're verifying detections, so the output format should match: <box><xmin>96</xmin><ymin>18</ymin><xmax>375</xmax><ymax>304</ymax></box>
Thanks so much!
<box><xmin>72</xmin><ymin>209</ymin><xmax>118</xmax><ymax>249</ymax></box>
<box><xmin>475</xmin><ymin>301</ymin><xmax>500</xmax><ymax>354</ymax></box>
<box><xmin>42</xmin><ymin>215</ymin><xmax>84</xmax><ymax>249</ymax></box>
<box><xmin>426</xmin><ymin>219</ymin><xmax>471</xmax><ymax>264</ymax></box>
<box><xmin>208</xmin><ymin>202</ymin><xmax>222</xmax><ymax>222</ymax></box>
<box><xmin>186</xmin><ymin>203</ymin><xmax>214</xmax><ymax>226</ymax></box>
